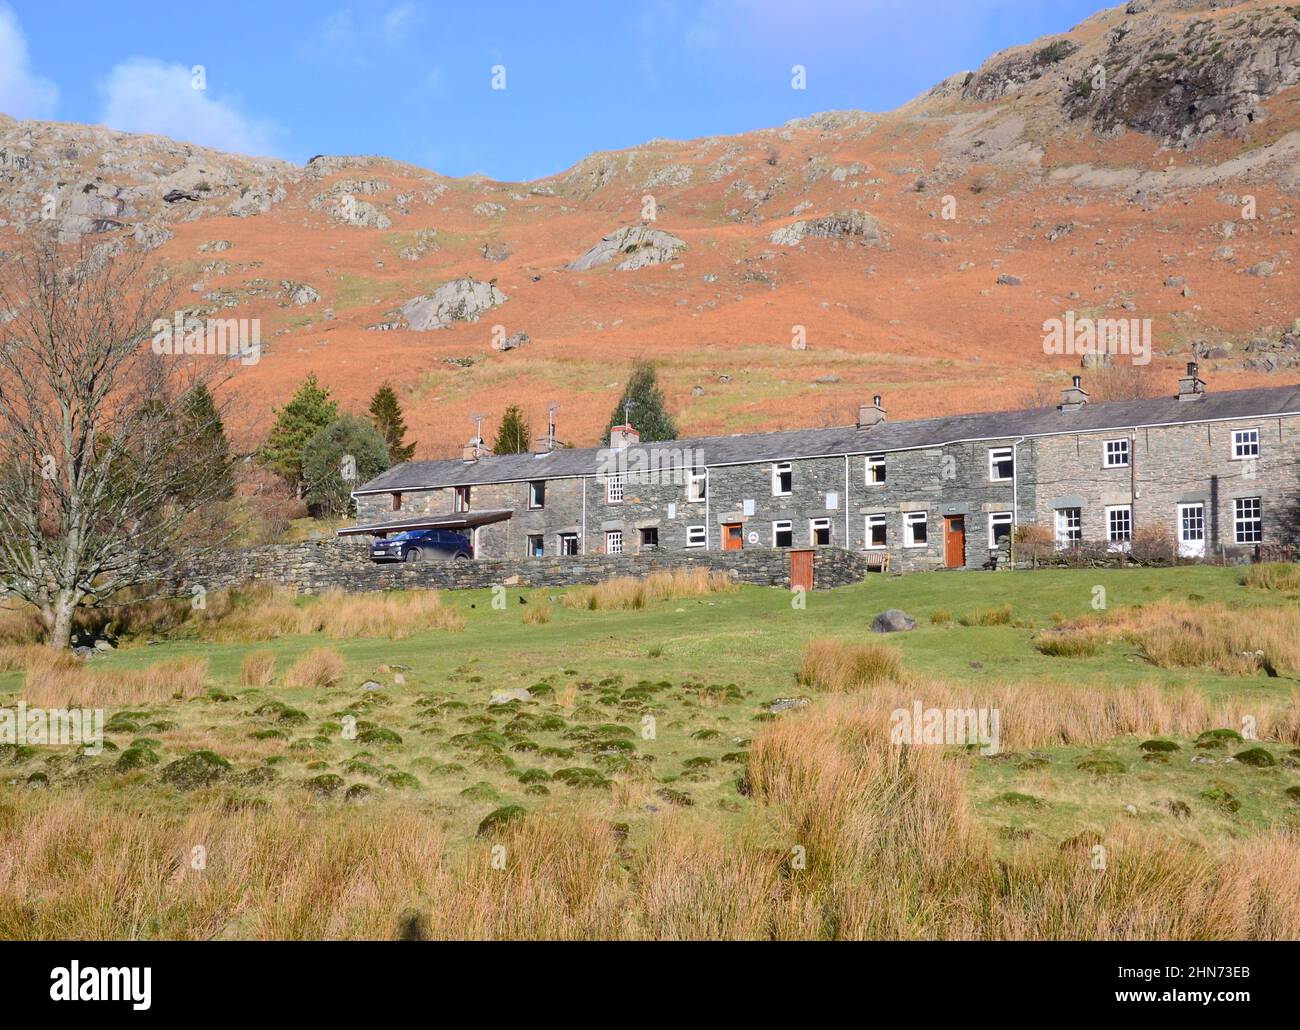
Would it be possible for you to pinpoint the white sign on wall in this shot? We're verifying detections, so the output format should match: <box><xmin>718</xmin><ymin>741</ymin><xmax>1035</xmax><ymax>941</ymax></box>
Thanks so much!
<box><xmin>826</xmin><ymin>492</ymin><xmax>839</xmax><ymax>510</ymax></box>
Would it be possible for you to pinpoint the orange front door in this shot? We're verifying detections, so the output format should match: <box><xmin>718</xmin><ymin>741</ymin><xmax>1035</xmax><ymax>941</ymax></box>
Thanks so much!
<box><xmin>790</xmin><ymin>549</ymin><xmax>814</xmax><ymax>591</ymax></box>
<box><xmin>944</xmin><ymin>516</ymin><xmax>965</xmax><ymax>568</ymax></box>
<box><xmin>722</xmin><ymin>523</ymin><xmax>743</xmax><ymax>551</ymax></box>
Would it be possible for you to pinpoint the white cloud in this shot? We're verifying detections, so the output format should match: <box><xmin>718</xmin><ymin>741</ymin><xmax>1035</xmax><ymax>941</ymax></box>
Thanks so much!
<box><xmin>302</xmin><ymin>1</ymin><xmax>429</xmax><ymax>64</ymax></box>
<box><xmin>98</xmin><ymin>58</ymin><xmax>279</xmax><ymax>156</ymax></box>
<box><xmin>0</xmin><ymin>4</ymin><xmax>58</xmax><ymax>119</ymax></box>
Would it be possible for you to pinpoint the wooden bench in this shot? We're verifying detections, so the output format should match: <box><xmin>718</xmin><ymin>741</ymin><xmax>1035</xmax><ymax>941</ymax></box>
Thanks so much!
<box><xmin>864</xmin><ymin>552</ymin><xmax>891</xmax><ymax>573</ymax></box>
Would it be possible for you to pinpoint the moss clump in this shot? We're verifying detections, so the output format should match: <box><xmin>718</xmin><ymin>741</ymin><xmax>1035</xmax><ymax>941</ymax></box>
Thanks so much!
<box><xmin>517</xmin><ymin>768</ymin><xmax>551</xmax><ymax>784</ymax></box>
<box><xmin>357</xmin><ymin>727</ymin><xmax>403</xmax><ymax>746</ymax></box>
<box><xmin>345</xmin><ymin>783</ymin><xmax>371</xmax><ymax>802</ymax></box>
<box><xmin>380</xmin><ymin>771</ymin><xmax>420</xmax><ymax>790</ymax></box>
<box><xmin>1234</xmin><ymin>747</ymin><xmax>1276</xmax><ymax>768</ymax></box>
<box><xmin>1284</xmin><ymin>785</ymin><xmax>1300</xmax><ymax>803</ymax></box>
<box><xmin>104</xmin><ymin>713</ymin><xmax>144</xmax><ymax>733</ymax></box>
<box><xmin>250</xmin><ymin>728</ymin><xmax>287</xmax><ymax>741</ymax></box>
<box><xmin>115</xmin><ymin>746</ymin><xmax>160</xmax><ymax>772</ymax></box>
<box><xmin>1195</xmin><ymin>728</ymin><xmax>1244</xmax><ymax>749</ymax></box>
<box><xmin>1076</xmin><ymin>751</ymin><xmax>1126</xmax><ymax>776</ymax></box>
<box><xmin>524</xmin><ymin>783</ymin><xmax>551</xmax><ymax>796</ymax></box>
<box><xmin>26</xmin><ymin>770</ymin><xmax>49</xmax><ymax>788</ymax></box>
<box><xmin>0</xmin><ymin>743</ymin><xmax>37</xmax><ymax>764</ymax></box>
<box><xmin>1139</xmin><ymin>739</ymin><xmax>1180</xmax><ymax>753</ymax></box>
<box><xmin>460</xmin><ymin>781</ymin><xmax>499</xmax><ymax>802</ymax></box>
<box><xmin>142</xmin><ymin>720</ymin><xmax>178</xmax><ymax>733</ymax></box>
<box><xmin>996</xmin><ymin>791</ymin><xmax>1047</xmax><ymax>809</ymax></box>
<box><xmin>237</xmin><ymin>765</ymin><xmax>278</xmax><ymax>786</ymax></box>
<box><xmin>1200</xmin><ymin>787</ymin><xmax>1241</xmax><ymax>813</ymax></box>
<box><xmin>656</xmin><ymin>786</ymin><xmax>694</xmax><ymax>807</ymax></box>
<box><xmin>304</xmin><ymin>773</ymin><xmax>345</xmax><ymax>797</ymax></box>
<box><xmin>552</xmin><ymin>767</ymin><xmax>610</xmax><ymax>789</ymax></box>
<box><xmin>342</xmin><ymin>759</ymin><xmax>382</xmax><ymax>777</ymax></box>
<box><xmin>254</xmin><ymin>701</ymin><xmax>308</xmax><ymax>726</ymax></box>
<box><xmin>160</xmin><ymin>750</ymin><xmax>231</xmax><ymax>790</ymax></box>
<box><xmin>477</xmin><ymin>805</ymin><xmax>527</xmax><ymax>837</ymax></box>
<box><xmin>538</xmin><ymin>746</ymin><xmax>574</xmax><ymax>760</ymax></box>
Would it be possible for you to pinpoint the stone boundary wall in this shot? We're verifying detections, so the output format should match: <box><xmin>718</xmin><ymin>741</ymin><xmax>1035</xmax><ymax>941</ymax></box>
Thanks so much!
<box><xmin>172</xmin><ymin>540</ymin><xmax>869</xmax><ymax>594</ymax></box>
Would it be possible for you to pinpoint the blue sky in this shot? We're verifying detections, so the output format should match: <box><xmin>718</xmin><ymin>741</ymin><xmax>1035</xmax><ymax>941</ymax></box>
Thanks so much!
<box><xmin>1</xmin><ymin>0</ymin><xmax>1107</xmax><ymax>181</ymax></box>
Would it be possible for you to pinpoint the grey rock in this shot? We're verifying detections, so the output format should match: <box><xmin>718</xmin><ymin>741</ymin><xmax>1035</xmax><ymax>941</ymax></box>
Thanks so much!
<box><xmin>871</xmin><ymin>609</ymin><xmax>918</xmax><ymax>633</ymax></box>
<box><xmin>569</xmin><ymin>225</ymin><xmax>686</xmax><ymax>271</ymax></box>
<box><xmin>769</xmin><ymin>209</ymin><xmax>886</xmax><ymax>247</ymax></box>
<box><xmin>996</xmin><ymin>274</ymin><xmax>1023</xmax><ymax>286</ymax></box>
<box><xmin>493</xmin><ymin>330</ymin><xmax>530</xmax><ymax>352</ymax></box>
<box><xmin>280</xmin><ymin>280</ymin><xmax>320</xmax><ymax>306</ymax></box>
<box><xmin>401</xmin><ymin>279</ymin><xmax>508</xmax><ymax>330</ymax></box>
<box><xmin>1248</xmin><ymin>261</ymin><xmax>1276</xmax><ymax>278</ymax></box>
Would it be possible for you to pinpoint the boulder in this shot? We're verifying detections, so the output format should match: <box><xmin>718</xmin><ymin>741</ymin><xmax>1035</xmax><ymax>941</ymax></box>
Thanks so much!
<box><xmin>493</xmin><ymin>330</ymin><xmax>529</xmax><ymax>352</ymax></box>
<box><xmin>871</xmin><ymin>609</ymin><xmax>918</xmax><ymax>633</ymax></box>
<box><xmin>568</xmin><ymin>225</ymin><xmax>685</xmax><ymax>271</ymax></box>
<box><xmin>401</xmin><ymin>279</ymin><xmax>508</xmax><ymax>330</ymax></box>
<box><xmin>769</xmin><ymin>209</ymin><xmax>886</xmax><ymax>247</ymax></box>
<box><xmin>489</xmin><ymin>687</ymin><xmax>532</xmax><ymax>706</ymax></box>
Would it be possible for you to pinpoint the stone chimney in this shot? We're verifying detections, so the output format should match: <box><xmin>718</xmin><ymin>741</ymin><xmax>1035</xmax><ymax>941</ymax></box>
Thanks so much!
<box><xmin>462</xmin><ymin>435</ymin><xmax>486</xmax><ymax>461</ymax></box>
<box><xmin>1059</xmin><ymin>375</ymin><xmax>1089</xmax><ymax>412</ymax></box>
<box><xmin>609</xmin><ymin>424</ymin><xmax>640</xmax><ymax>450</ymax></box>
<box><xmin>1178</xmin><ymin>361</ymin><xmax>1206</xmax><ymax>401</ymax></box>
<box><xmin>857</xmin><ymin>395</ymin><xmax>886</xmax><ymax>429</ymax></box>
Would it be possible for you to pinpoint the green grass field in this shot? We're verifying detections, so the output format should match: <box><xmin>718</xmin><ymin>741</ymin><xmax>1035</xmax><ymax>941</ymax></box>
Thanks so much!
<box><xmin>3</xmin><ymin>565</ymin><xmax>1297</xmax><ymax>856</ymax></box>
<box><xmin>2</xmin><ymin>567</ymin><xmax>1300</xmax><ymax>936</ymax></box>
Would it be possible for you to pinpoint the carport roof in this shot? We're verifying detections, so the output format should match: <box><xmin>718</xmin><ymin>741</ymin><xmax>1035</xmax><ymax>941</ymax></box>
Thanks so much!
<box><xmin>336</xmin><ymin>509</ymin><xmax>513</xmax><ymax>537</ymax></box>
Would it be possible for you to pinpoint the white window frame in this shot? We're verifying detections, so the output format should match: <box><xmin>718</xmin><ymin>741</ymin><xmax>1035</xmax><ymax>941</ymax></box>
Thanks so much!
<box><xmin>686</xmin><ymin>467</ymin><xmax>706</xmax><ymax>502</ymax></box>
<box><xmin>988</xmin><ymin>511</ymin><xmax>1013</xmax><ymax>549</ymax></box>
<box><xmin>1232</xmin><ymin>428</ymin><xmax>1260</xmax><ymax>460</ymax></box>
<box><xmin>1103</xmin><ymin>439</ymin><xmax>1130</xmax><ymax>468</ymax></box>
<box><xmin>988</xmin><ymin>447</ymin><xmax>1014</xmax><ymax>483</ymax></box>
<box><xmin>528</xmin><ymin>480</ymin><xmax>545</xmax><ymax>509</ymax></box>
<box><xmin>772</xmin><ymin>462</ymin><xmax>793</xmax><ymax>497</ymax></box>
<box><xmin>526</xmin><ymin>533</ymin><xmax>544</xmax><ymax>557</ymax></box>
<box><xmin>1055</xmin><ymin>507</ymin><xmax>1082</xmax><ymax>548</ymax></box>
<box><xmin>1234</xmin><ymin>497</ymin><xmax>1262</xmax><ymax>544</ymax></box>
<box><xmin>606</xmin><ymin>474</ymin><xmax>624</xmax><ymax>504</ymax></box>
<box><xmin>605</xmin><ymin>529</ymin><xmax>623</xmax><ymax>555</ymax></box>
<box><xmin>558</xmin><ymin>532</ymin><xmax>579</xmax><ymax>557</ymax></box>
<box><xmin>453</xmin><ymin>485</ymin><xmax>471</xmax><ymax>512</ymax></box>
<box><xmin>904</xmin><ymin>511</ymin><xmax>928</xmax><ymax>548</ymax></box>
<box><xmin>809</xmin><ymin>518</ymin><xmax>832</xmax><ymax>546</ymax></box>
<box><xmin>865</xmin><ymin>454</ymin><xmax>886</xmax><ymax>486</ymax></box>
<box><xmin>685</xmin><ymin>525</ymin><xmax>707</xmax><ymax>548</ymax></box>
<box><xmin>865</xmin><ymin>513</ymin><xmax>887</xmax><ymax>550</ymax></box>
<box><xmin>1105</xmin><ymin>505</ymin><xmax>1132</xmax><ymax>551</ymax></box>
<box><xmin>772</xmin><ymin>520</ymin><xmax>793</xmax><ymax>547</ymax></box>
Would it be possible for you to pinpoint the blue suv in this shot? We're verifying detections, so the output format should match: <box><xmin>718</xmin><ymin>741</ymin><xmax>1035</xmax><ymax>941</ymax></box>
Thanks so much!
<box><xmin>370</xmin><ymin>529</ymin><xmax>472</xmax><ymax>563</ymax></box>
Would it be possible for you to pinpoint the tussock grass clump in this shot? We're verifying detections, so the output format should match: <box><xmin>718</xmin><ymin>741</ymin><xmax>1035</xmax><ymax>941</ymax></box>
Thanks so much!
<box><xmin>1102</xmin><ymin>599</ymin><xmax>1300</xmax><ymax>676</ymax></box>
<box><xmin>562</xmin><ymin>569</ymin><xmax>736</xmax><ymax>611</ymax></box>
<box><xmin>22</xmin><ymin>655</ymin><xmax>208</xmax><ymax>707</ymax></box>
<box><xmin>522</xmin><ymin>605</ymin><xmax>551</xmax><ymax>626</ymax></box>
<box><xmin>1034</xmin><ymin>626</ymin><xmax>1104</xmax><ymax>658</ymax></box>
<box><xmin>0</xmin><ymin>644</ymin><xmax>76</xmax><ymax>674</ymax></box>
<box><xmin>0</xmin><ymin>600</ymin><xmax>45</xmax><ymax>646</ymax></box>
<box><xmin>797</xmin><ymin>638</ymin><xmax>903</xmax><ymax>693</ymax></box>
<box><xmin>959</xmin><ymin>603</ymin><xmax>1013</xmax><ymax>627</ymax></box>
<box><xmin>929</xmin><ymin>609</ymin><xmax>953</xmax><ymax>626</ymax></box>
<box><xmin>283</xmin><ymin>648</ymin><xmax>345</xmax><ymax>690</ymax></box>
<box><xmin>240</xmin><ymin>651</ymin><xmax>277</xmax><ymax>688</ymax></box>
<box><xmin>208</xmin><ymin>587</ymin><xmax>463</xmax><ymax>642</ymax></box>
<box><xmin>1242</xmin><ymin>562</ymin><xmax>1300</xmax><ymax>591</ymax></box>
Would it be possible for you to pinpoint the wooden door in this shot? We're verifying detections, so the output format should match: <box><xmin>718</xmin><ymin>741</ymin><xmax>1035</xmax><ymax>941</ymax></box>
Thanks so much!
<box><xmin>944</xmin><ymin>516</ymin><xmax>965</xmax><ymax>568</ymax></box>
<box><xmin>722</xmin><ymin>523</ymin><xmax>743</xmax><ymax>551</ymax></box>
<box><xmin>790</xmin><ymin>549</ymin><xmax>814</xmax><ymax>592</ymax></box>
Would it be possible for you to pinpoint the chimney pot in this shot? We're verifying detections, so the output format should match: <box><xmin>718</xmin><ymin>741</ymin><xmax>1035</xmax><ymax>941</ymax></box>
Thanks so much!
<box><xmin>1059</xmin><ymin>377</ymin><xmax>1089</xmax><ymax>412</ymax></box>
<box><xmin>857</xmin><ymin>395</ymin><xmax>886</xmax><ymax>429</ymax></box>
<box><xmin>1178</xmin><ymin>362</ymin><xmax>1206</xmax><ymax>401</ymax></box>
<box><xmin>609</xmin><ymin>424</ymin><xmax>640</xmax><ymax>450</ymax></box>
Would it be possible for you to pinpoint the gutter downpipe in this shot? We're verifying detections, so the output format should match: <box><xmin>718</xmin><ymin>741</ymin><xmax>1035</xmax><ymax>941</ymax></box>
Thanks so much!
<box><xmin>1011</xmin><ymin>437</ymin><xmax>1025</xmax><ymax>569</ymax></box>
<box><xmin>581</xmin><ymin>477</ymin><xmax>587</xmax><ymax>555</ymax></box>
<box><xmin>704</xmin><ymin>467</ymin><xmax>711</xmax><ymax>551</ymax></box>
<box><xmin>844</xmin><ymin>454</ymin><xmax>850</xmax><ymax>549</ymax></box>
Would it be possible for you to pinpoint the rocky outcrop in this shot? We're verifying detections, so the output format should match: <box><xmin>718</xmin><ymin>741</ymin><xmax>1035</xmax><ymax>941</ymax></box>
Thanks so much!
<box><xmin>768</xmin><ymin>209</ymin><xmax>886</xmax><ymax>246</ymax></box>
<box><xmin>229</xmin><ymin>183</ymin><xmax>287</xmax><ymax>218</ymax></box>
<box><xmin>280</xmin><ymin>280</ymin><xmax>320</xmax><ymax>306</ymax></box>
<box><xmin>568</xmin><ymin>225</ymin><xmax>685</xmax><ymax>271</ymax></box>
<box><xmin>401</xmin><ymin>278</ymin><xmax>508</xmax><ymax>330</ymax></box>
<box><xmin>492</xmin><ymin>330</ymin><xmax>529</xmax><ymax>352</ymax></box>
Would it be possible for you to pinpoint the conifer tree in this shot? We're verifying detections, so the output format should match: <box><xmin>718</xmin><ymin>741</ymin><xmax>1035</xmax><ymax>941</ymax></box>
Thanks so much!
<box><xmin>258</xmin><ymin>372</ymin><xmax>339</xmax><ymax>495</ymax></box>
<box><xmin>603</xmin><ymin>360</ymin><xmax>677</xmax><ymax>444</ymax></box>
<box><xmin>368</xmin><ymin>381</ymin><xmax>416</xmax><ymax>463</ymax></box>
<box><xmin>492</xmin><ymin>405</ymin><xmax>532</xmax><ymax>455</ymax></box>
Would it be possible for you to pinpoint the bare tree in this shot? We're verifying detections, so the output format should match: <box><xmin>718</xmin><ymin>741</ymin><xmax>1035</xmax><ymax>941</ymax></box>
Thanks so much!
<box><xmin>0</xmin><ymin>231</ymin><xmax>236</xmax><ymax>648</ymax></box>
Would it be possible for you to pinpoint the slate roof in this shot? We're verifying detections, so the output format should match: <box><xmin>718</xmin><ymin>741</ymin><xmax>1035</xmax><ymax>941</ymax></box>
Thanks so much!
<box><xmin>355</xmin><ymin>383</ymin><xmax>1300</xmax><ymax>494</ymax></box>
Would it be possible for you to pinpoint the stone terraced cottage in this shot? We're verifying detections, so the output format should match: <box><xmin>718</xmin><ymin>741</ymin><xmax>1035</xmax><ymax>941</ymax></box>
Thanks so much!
<box><xmin>344</xmin><ymin>365</ymin><xmax>1300</xmax><ymax>578</ymax></box>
